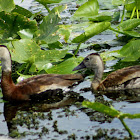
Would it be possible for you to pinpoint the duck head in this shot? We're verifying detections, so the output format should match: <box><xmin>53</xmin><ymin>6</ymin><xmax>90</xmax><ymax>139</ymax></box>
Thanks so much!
<box><xmin>73</xmin><ymin>53</ymin><xmax>104</xmax><ymax>72</ymax></box>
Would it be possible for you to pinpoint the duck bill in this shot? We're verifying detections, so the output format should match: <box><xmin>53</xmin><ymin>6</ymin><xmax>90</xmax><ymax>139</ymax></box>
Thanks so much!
<box><xmin>73</xmin><ymin>61</ymin><xmax>86</xmax><ymax>71</ymax></box>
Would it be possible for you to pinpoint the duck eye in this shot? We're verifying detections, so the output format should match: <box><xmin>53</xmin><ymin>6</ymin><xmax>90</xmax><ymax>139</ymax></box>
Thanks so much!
<box><xmin>85</xmin><ymin>57</ymin><xmax>89</xmax><ymax>61</ymax></box>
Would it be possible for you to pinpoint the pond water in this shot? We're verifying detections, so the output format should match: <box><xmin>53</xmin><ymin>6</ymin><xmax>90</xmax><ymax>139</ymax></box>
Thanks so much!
<box><xmin>0</xmin><ymin>0</ymin><xmax>140</xmax><ymax>140</ymax></box>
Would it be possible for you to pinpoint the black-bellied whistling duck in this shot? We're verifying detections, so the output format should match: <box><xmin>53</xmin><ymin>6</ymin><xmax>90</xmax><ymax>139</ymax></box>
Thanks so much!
<box><xmin>0</xmin><ymin>45</ymin><xmax>83</xmax><ymax>101</ymax></box>
<box><xmin>73</xmin><ymin>53</ymin><xmax>140</xmax><ymax>91</ymax></box>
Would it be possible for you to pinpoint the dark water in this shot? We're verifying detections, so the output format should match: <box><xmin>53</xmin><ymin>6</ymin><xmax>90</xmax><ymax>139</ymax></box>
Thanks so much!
<box><xmin>0</xmin><ymin>0</ymin><xmax>140</xmax><ymax>139</ymax></box>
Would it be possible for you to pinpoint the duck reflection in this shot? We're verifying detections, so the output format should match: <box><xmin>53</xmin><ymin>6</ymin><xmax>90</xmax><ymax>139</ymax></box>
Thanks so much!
<box><xmin>98</xmin><ymin>88</ymin><xmax>140</xmax><ymax>102</ymax></box>
<box><xmin>3</xmin><ymin>91</ymin><xmax>84</xmax><ymax>138</ymax></box>
<box><xmin>80</xmin><ymin>87</ymin><xmax>140</xmax><ymax>102</ymax></box>
<box><xmin>2</xmin><ymin>87</ymin><xmax>140</xmax><ymax>138</ymax></box>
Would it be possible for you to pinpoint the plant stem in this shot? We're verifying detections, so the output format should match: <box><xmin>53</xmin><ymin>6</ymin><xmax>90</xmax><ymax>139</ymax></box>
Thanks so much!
<box><xmin>74</xmin><ymin>43</ymin><xmax>81</xmax><ymax>56</ymax></box>
<box><xmin>45</xmin><ymin>5</ymin><xmax>51</xmax><ymax>13</ymax></box>
<box><xmin>130</xmin><ymin>7</ymin><xmax>136</xmax><ymax>19</ymax></box>
<box><xmin>119</xmin><ymin>118</ymin><xmax>134</xmax><ymax>139</ymax></box>
<box><xmin>23</xmin><ymin>63</ymin><xmax>31</xmax><ymax>75</ymax></box>
<box><xmin>121</xmin><ymin>5</ymin><xmax>125</xmax><ymax>23</ymax></box>
<box><xmin>109</xmin><ymin>27</ymin><xmax>124</xmax><ymax>34</ymax></box>
<box><xmin>136</xmin><ymin>9</ymin><xmax>139</xmax><ymax>19</ymax></box>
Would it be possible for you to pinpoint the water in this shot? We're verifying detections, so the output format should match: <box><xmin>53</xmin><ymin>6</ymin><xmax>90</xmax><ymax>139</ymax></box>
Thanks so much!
<box><xmin>0</xmin><ymin>0</ymin><xmax>140</xmax><ymax>139</ymax></box>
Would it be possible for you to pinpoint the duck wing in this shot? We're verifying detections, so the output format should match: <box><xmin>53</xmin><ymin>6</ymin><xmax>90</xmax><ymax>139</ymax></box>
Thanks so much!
<box><xmin>100</xmin><ymin>65</ymin><xmax>140</xmax><ymax>89</ymax></box>
<box><xmin>16</xmin><ymin>74</ymin><xmax>83</xmax><ymax>95</ymax></box>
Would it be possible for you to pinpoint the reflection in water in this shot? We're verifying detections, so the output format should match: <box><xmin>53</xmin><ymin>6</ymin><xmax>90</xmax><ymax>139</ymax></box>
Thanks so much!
<box><xmin>81</xmin><ymin>87</ymin><xmax>140</xmax><ymax>102</ymax></box>
<box><xmin>3</xmin><ymin>92</ymin><xmax>84</xmax><ymax>138</ymax></box>
<box><xmin>101</xmin><ymin>88</ymin><xmax>140</xmax><ymax>102</ymax></box>
<box><xmin>2</xmin><ymin>88</ymin><xmax>140</xmax><ymax>139</ymax></box>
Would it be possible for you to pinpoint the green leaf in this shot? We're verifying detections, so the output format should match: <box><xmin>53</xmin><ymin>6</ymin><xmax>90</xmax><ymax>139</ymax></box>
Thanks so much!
<box><xmin>119</xmin><ymin>39</ymin><xmax>140</xmax><ymax>61</ymax></box>
<box><xmin>126</xmin><ymin>1</ymin><xmax>140</xmax><ymax>11</ymax></box>
<box><xmin>35</xmin><ymin>5</ymin><xmax>67</xmax><ymax>43</ymax></box>
<box><xmin>73</xmin><ymin>0</ymin><xmax>99</xmax><ymax>17</ymax></box>
<box><xmin>35</xmin><ymin>0</ymin><xmax>62</xmax><ymax>5</ymax></box>
<box><xmin>11</xmin><ymin>39</ymin><xmax>41</xmax><ymax>63</ymax></box>
<box><xmin>48</xmin><ymin>41</ymin><xmax>63</xmax><ymax>49</ymax></box>
<box><xmin>34</xmin><ymin>49</ymin><xmax>68</xmax><ymax>71</ymax></box>
<box><xmin>112</xmin><ymin>0</ymin><xmax>124</xmax><ymax>6</ymax></box>
<box><xmin>117</xmin><ymin>19</ymin><xmax>140</xmax><ymax>31</ymax></box>
<box><xmin>126</xmin><ymin>2</ymin><xmax>136</xmax><ymax>11</ymax></box>
<box><xmin>101</xmin><ymin>50</ymin><xmax>120</xmax><ymax>61</ymax></box>
<box><xmin>17</xmin><ymin>73</ymin><xmax>34</xmax><ymax>83</ymax></box>
<box><xmin>17</xmin><ymin>29</ymin><xmax>34</xmax><ymax>39</ymax></box>
<box><xmin>12</xmin><ymin>5</ymin><xmax>32</xmax><ymax>18</ymax></box>
<box><xmin>124</xmin><ymin>31</ymin><xmax>140</xmax><ymax>38</ymax></box>
<box><xmin>0</xmin><ymin>0</ymin><xmax>15</xmax><ymax>12</ymax></box>
<box><xmin>51</xmin><ymin>4</ymin><xmax>67</xmax><ymax>13</ymax></box>
<box><xmin>84</xmin><ymin>102</ymin><xmax>140</xmax><ymax>119</ymax></box>
<box><xmin>82</xmin><ymin>101</ymin><xmax>121</xmax><ymax>118</ymax></box>
<box><xmin>36</xmin><ymin>12</ymin><xmax>60</xmax><ymax>44</ymax></box>
<box><xmin>121</xmin><ymin>113</ymin><xmax>140</xmax><ymax>119</ymax></box>
<box><xmin>0</xmin><ymin>11</ymin><xmax>37</xmax><ymax>39</ymax></box>
<box><xmin>89</xmin><ymin>15</ymin><xmax>112</xmax><ymax>22</ymax></box>
<box><xmin>46</xmin><ymin>57</ymin><xmax>83</xmax><ymax>74</ymax></box>
<box><xmin>72</xmin><ymin>22</ymin><xmax>111</xmax><ymax>43</ymax></box>
<box><xmin>58</xmin><ymin>28</ymin><xmax>70</xmax><ymax>43</ymax></box>
<box><xmin>11</xmin><ymin>39</ymin><xmax>68</xmax><ymax>72</ymax></box>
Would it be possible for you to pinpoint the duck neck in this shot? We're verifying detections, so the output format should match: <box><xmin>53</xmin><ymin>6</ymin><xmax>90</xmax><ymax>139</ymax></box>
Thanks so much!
<box><xmin>1</xmin><ymin>71</ymin><xmax>15</xmax><ymax>99</ymax></box>
<box><xmin>1</xmin><ymin>52</ymin><xmax>15</xmax><ymax>97</ymax></box>
<box><xmin>1</xmin><ymin>56</ymin><xmax>12</xmax><ymax>72</ymax></box>
<box><xmin>91</xmin><ymin>63</ymin><xmax>104</xmax><ymax>90</ymax></box>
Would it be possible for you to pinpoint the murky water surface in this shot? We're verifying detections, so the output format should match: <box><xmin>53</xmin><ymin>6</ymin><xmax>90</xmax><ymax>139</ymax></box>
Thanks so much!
<box><xmin>0</xmin><ymin>0</ymin><xmax>140</xmax><ymax>139</ymax></box>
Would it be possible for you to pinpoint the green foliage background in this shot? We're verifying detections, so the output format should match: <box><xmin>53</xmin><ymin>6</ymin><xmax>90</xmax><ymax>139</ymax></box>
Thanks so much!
<box><xmin>0</xmin><ymin>0</ymin><xmax>139</xmax><ymax>79</ymax></box>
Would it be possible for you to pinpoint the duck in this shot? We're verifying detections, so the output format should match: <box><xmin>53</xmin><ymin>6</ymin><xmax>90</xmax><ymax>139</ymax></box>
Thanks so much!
<box><xmin>0</xmin><ymin>45</ymin><xmax>83</xmax><ymax>101</ymax></box>
<box><xmin>73</xmin><ymin>53</ymin><xmax>140</xmax><ymax>91</ymax></box>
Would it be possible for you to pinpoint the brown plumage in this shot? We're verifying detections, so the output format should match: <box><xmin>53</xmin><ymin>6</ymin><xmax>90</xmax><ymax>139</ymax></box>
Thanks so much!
<box><xmin>73</xmin><ymin>53</ymin><xmax>140</xmax><ymax>91</ymax></box>
<box><xmin>0</xmin><ymin>45</ymin><xmax>83</xmax><ymax>101</ymax></box>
